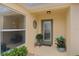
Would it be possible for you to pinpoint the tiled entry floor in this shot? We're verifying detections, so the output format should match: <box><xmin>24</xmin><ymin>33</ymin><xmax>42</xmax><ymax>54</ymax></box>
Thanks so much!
<box><xmin>34</xmin><ymin>46</ymin><xmax>67</xmax><ymax>56</ymax></box>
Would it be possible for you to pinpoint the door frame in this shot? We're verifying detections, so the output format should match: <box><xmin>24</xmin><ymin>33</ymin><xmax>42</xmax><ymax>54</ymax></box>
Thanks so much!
<box><xmin>41</xmin><ymin>19</ymin><xmax>53</xmax><ymax>45</ymax></box>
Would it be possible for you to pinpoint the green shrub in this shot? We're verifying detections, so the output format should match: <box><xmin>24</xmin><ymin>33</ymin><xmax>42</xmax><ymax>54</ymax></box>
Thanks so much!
<box><xmin>55</xmin><ymin>35</ymin><xmax>65</xmax><ymax>48</ymax></box>
<box><xmin>36</xmin><ymin>33</ymin><xmax>43</xmax><ymax>43</ymax></box>
<box><xmin>2</xmin><ymin>46</ymin><xmax>28</xmax><ymax>56</ymax></box>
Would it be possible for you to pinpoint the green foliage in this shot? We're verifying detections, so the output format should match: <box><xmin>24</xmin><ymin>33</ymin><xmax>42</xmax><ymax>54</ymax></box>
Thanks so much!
<box><xmin>2</xmin><ymin>46</ymin><xmax>28</xmax><ymax>56</ymax></box>
<box><xmin>55</xmin><ymin>35</ymin><xmax>65</xmax><ymax>48</ymax></box>
<box><xmin>36</xmin><ymin>33</ymin><xmax>43</xmax><ymax>43</ymax></box>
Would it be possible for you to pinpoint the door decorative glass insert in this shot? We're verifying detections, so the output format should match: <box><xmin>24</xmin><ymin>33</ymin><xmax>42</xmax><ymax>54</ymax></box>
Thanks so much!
<box><xmin>42</xmin><ymin>20</ymin><xmax>52</xmax><ymax>46</ymax></box>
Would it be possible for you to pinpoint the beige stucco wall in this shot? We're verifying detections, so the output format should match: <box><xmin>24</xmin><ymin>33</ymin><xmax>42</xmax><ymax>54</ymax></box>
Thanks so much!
<box><xmin>67</xmin><ymin>4</ymin><xmax>79</xmax><ymax>55</ymax></box>
<box><xmin>66</xmin><ymin>7</ymin><xmax>71</xmax><ymax>55</ymax></box>
<box><xmin>66</xmin><ymin>4</ymin><xmax>79</xmax><ymax>56</ymax></box>
<box><xmin>32</xmin><ymin>7</ymin><xmax>68</xmax><ymax>48</ymax></box>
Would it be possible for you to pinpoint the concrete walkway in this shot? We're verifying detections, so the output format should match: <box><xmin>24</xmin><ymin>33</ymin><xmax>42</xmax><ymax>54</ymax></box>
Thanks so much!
<box><xmin>33</xmin><ymin>46</ymin><xmax>66</xmax><ymax>56</ymax></box>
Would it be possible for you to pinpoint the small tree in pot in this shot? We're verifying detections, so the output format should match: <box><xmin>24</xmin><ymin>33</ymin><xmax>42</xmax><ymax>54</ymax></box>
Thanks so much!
<box><xmin>55</xmin><ymin>35</ymin><xmax>66</xmax><ymax>52</ymax></box>
<box><xmin>35</xmin><ymin>33</ymin><xmax>43</xmax><ymax>46</ymax></box>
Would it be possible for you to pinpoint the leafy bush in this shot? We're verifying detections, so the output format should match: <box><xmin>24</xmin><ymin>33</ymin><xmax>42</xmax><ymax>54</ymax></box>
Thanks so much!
<box><xmin>55</xmin><ymin>35</ymin><xmax>65</xmax><ymax>48</ymax></box>
<box><xmin>2</xmin><ymin>46</ymin><xmax>28</xmax><ymax>56</ymax></box>
<box><xmin>36</xmin><ymin>33</ymin><xmax>43</xmax><ymax>43</ymax></box>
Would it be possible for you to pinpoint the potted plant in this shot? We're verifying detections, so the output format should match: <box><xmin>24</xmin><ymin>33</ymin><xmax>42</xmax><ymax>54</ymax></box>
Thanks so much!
<box><xmin>35</xmin><ymin>33</ymin><xmax>43</xmax><ymax>46</ymax></box>
<box><xmin>55</xmin><ymin>35</ymin><xmax>66</xmax><ymax>52</ymax></box>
